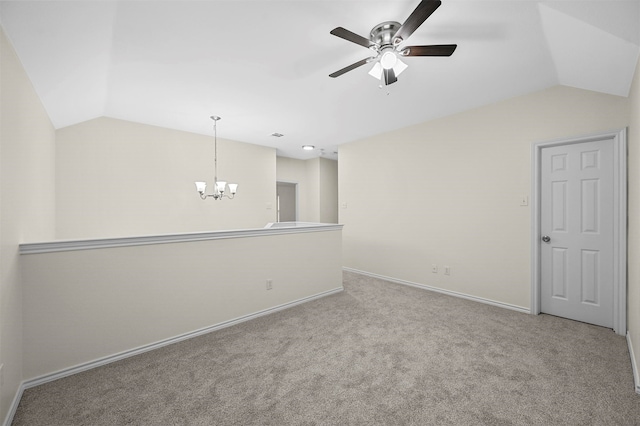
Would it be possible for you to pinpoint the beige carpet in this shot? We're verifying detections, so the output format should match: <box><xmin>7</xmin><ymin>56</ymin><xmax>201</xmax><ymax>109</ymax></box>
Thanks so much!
<box><xmin>12</xmin><ymin>271</ymin><xmax>640</xmax><ymax>425</ymax></box>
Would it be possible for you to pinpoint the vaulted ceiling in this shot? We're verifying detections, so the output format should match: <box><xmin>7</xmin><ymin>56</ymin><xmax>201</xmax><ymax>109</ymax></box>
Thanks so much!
<box><xmin>1</xmin><ymin>1</ymin><xmax>639</xmax><ymax>159</ymax></box>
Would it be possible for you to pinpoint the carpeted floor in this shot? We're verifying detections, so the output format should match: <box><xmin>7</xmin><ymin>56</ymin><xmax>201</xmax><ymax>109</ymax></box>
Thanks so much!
<box><xmin>12</xmin><ymin>271</ymin><xmax>640</xmax><ymax>425</ymax></box>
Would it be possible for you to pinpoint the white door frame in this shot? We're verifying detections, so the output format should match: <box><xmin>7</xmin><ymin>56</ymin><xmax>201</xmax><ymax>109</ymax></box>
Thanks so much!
<box><xmin>530</xmin><ymin>129</ymin><xmax>627</xmax><ymax>335</ymax></box>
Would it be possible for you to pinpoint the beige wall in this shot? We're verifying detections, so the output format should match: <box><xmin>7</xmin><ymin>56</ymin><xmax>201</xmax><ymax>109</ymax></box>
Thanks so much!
<box><xmin>319</xmin><ymin>158</ymin><xmax>339</xmax><ymax>224</ymax></box>
<box><xmin>56</xmin><ymin>118</ymin><xmax>277</xmax><ymax>239</ymax></box>
<box><xmin>276</xmin><ymin>156</ymin><xmax>338</xmax><ymax>223</ymax></box>
<box><xmin>627</xmin><ymin>56</ymin><xmax>640</xmax><ymax>391</ymax></box>
<box><xmin>339</xmin><ymin>85</ymin><xmax>630</xmax><ymax>311</ymax></box>
<box><xmin>21</xmin><ymin>229</ymin><xmax>343</xmax><ymax>380</ymax></box>
<box><xmin>307</xmin><ymin>158</ymin><xmax>320</xmax><ymax>223</ymax></box>
<box><xmin>0</xmin><ymin>28</ymin><xmax>56</xmax><ymax>423</ymax></box>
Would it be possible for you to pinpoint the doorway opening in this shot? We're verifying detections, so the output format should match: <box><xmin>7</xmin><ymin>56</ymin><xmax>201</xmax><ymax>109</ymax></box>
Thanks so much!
<box><xmin>276</xmin><ymin>181</ymin><xmax>298</xmax><ymax>222</ymax></box>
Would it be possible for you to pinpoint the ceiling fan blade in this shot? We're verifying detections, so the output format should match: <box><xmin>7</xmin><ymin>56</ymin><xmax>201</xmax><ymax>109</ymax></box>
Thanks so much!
<box><xmin>329</xmin><ymin>57</ymin><xmax>375</xmax><ymax>78</ymax></box>
<box><xmin>393</xmin><ymin>0</ymin><xmax>441</xmax><ymax>43</ymax></box>
<box><xmin>383</xmin><ymin>68</ymin><xmax>397</xmax><ymax>85</ymax></box>
<box><xmin>330</xmin><ymin>27</ymin><xmax>375</xmax><ymax>49</ymax></box>
<box><xmin>400</xmin><ymin>44</ymin><xmax>457</xmax><ymax>56</ymax></box>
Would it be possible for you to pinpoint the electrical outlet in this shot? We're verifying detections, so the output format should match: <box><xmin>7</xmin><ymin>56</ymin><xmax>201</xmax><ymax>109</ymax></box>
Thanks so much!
<box><xmin>266</xmin><ymin>279</ymin><xmax>273</xmax><ymax>290</ymax></box>
<box><xmin>431</xmin><ymin>264</ymin><xmax>438</xmax><ymax>273</ymax></box>
<box><xmin>444</xmin><ymin>266</ymin><xmax>451</xmax><ymax>276</ymax></box>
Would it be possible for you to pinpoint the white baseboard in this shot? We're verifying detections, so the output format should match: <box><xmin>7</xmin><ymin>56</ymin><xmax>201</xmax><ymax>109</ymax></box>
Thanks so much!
<box><xmin>343</xmin><ymin>267</ymin><xmax>530</xmax><ymax>314</ymax></box>
<box><xmin>627</xmin><ymin>332</ymin><xmax>640</xmax><ymax>395</ymax></box>
<box><xmin>3</xmin><ymin>383</ymin><xmax>24</xmax><ymax>426</ymax></box>
<box><xmin>5</xmin><ymin>287</ymin><xmax>342</xmax><ymax>426</ymax></box>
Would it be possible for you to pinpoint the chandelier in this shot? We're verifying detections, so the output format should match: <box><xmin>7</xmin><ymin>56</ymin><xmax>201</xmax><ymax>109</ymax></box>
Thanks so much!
<box><xmin>195</xmin><ymin>116</ymin><xmax>238</xmax><ymax>200</ymax></box>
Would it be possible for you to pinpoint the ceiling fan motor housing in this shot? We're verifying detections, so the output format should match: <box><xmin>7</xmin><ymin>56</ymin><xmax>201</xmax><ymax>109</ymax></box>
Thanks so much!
<box><xmin>369</xmin><ymin>21</ymin><xmax>402</xmax><ymax>49</ymax></box>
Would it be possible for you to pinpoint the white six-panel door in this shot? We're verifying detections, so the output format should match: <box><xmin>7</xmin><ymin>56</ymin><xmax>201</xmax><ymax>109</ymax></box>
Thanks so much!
<box><xmin>540</xmin><ymin>139</ymin><xmax>614</xmax><ymax>328</ymax></box>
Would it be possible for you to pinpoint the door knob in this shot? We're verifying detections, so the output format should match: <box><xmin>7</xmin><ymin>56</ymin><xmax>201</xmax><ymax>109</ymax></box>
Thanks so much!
<box><xmin>542</xmin><ymin>235</ymin><xmax>551</xmax><ymax>243</ymax></box>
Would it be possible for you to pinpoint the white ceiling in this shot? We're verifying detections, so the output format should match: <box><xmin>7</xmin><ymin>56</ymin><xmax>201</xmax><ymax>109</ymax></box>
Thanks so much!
<box><xmin>1</xmin><ymin>0</ymin><xmax>639</xmax><ymax>159</ymax></box>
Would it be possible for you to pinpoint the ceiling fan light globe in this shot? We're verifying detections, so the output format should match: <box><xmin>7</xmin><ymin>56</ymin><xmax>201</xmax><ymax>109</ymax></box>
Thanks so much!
<box><xmin>380</xmin><ymin>51</ymin><xmax>397</xmax><ymax>70</ymax></box>
<box><xmin>368</xmin><ymin>62</ymin><xmax>383</xmax><ymax>80</ymax></box>
<box><xmin>393</xmin><ymin>58</ymin><xmax>408</xmax><ymax>76</ymax></box>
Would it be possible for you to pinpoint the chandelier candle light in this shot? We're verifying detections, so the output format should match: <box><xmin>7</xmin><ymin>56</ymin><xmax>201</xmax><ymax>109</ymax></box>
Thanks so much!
<box><xmin>195</xmin><ymin>116</ymin><xmax>238</xmax><ymax>200</ymax></box>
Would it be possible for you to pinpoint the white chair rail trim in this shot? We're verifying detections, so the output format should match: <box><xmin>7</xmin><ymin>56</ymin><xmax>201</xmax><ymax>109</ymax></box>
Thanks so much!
<box><xmin>20</xmin><ymin>223</ymin><xmax>343</xmax><ymax>254</ymax></box>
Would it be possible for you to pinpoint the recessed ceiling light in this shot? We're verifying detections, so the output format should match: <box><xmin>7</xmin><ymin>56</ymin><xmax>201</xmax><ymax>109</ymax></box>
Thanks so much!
<box><xmin>302</xmin><ymin>145</ymin><xmax>315</xmax><ymax>151</ymax></box>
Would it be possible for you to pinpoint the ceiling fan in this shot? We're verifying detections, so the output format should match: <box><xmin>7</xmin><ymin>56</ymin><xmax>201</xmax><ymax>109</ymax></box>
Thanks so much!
<box><xmin>329</xmin><ymin>0</ymin><xmax>457</xmax><ymax>86</ymax></box>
